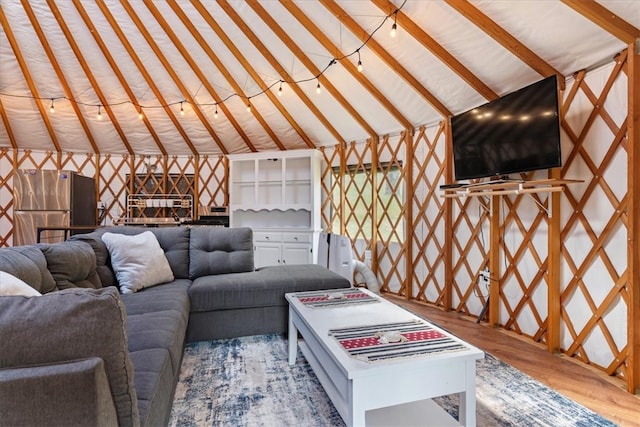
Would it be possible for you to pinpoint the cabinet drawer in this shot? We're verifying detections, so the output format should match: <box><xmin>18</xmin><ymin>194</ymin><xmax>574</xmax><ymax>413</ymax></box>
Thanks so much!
<box><xmin>282</xmin><ymin>232</ymin><xmax>312</xmax><ymax>243</ymax></box>
<box><xmin>254</xmin><ymin>231</ymin><xmax>282</xmax><ymax>242</ymax></box>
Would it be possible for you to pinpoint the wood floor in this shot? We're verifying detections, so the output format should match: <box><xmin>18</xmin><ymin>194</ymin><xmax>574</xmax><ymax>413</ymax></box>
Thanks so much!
<box><xmin>385</xmin><ymin>295</ymin><xmax>640</xmax><ymax>427</ymax></box>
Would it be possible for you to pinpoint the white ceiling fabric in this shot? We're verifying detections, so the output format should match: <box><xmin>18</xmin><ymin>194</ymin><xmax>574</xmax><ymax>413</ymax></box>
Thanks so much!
<box><xmin>0</xmin><ymin>0</ymin><xmax>638</xmax><ymax>155</ymax></box>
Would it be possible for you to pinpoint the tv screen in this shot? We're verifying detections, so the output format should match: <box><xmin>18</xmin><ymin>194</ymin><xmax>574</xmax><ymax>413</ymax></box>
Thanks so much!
<box><xmin>451</xmin><ymin>75</ymin><xmax>562</xmax><ymax>181</ymax></box>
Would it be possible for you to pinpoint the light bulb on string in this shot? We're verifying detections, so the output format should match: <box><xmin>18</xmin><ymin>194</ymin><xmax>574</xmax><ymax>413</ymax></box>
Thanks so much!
<box><xmin>356</xmin><ymin>50</ymin><xmax>363</xmax><ymax>72</ymax></box>
<box><xmin>138</xmin><ymin>108</ymin><xmax>144</xmax><ymax>120</ymax></box>
<box><xmin>316</xmin><ymin>80</ymin><xmax>321</xmax><ymax>94</ymax></box>
<box><xmin>214</xmin><ymin>105</ymin><xmax>219</xmax><ymax>119</ymax></box>
<box><xmin>278</xmin><ymin>81</ymin><xmax>283</xmax><ymax>97</ymax></box>
<box><xmin>246</xmin><ymin>99</ymin><xmax>252</xmax><ymax>112</ymax></box>
<box><xmin>97</xmin><ymin>105</ymin><xmax>103</xmax><ymax>120</ymax></box>
<box><xmin>49</xmin><ymin>99</ymin><xmax>55</xmax><ymax>113</ymax></box>
<box><xmin>390</xmin><ymin>12</ymin><xmax>398</xmax><ymax>37</ymax></box>
<box><xmin>180</xmin><ymin>101</ymin><xmax>185</xmax><ymax>116</ymax></box>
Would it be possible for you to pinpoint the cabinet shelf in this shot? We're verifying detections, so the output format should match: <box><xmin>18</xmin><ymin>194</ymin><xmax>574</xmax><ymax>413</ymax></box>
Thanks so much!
<box><xmin>228</xmin><ymin>149</ymin><xmax>321</xmax><ymax>267</ymax></box>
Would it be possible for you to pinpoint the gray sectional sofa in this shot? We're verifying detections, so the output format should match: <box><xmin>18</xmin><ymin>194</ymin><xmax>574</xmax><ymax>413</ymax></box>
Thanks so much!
<box><xmin>0</xmin><ymin>226</ymin><xmax>351</xmax><ymax>427</ymax></box>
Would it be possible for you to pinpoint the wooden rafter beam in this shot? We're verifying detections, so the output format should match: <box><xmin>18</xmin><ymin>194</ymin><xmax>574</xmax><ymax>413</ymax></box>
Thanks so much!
<box><xmin>47</xmin><ymin>0</ymin><xmax>134</xmax><ymax>154</ymax></box>
<box><xmin>22</xmin><ymin>0</ymin><xmax>100</xmax><ymax>154</ymax></box>
<box><xmin>280</xmin><ymin>0</ymin><xmax>413</xmax><ymax>130</ymax></box>
<box><xmin>118</xmin><ymin>0</ymin><xmax>223</xmax><ymax>155</ymax></box>
<box><xmin>562</xmin><ymin>0</ymin><xmax>640</xmax><ymax>44</ymax></box>
<box><xmin>96</xmin><ymin>1</ymin><xmax>193</xmax><ymax>156</ymax></box>
<box><xmin>247</xmin><ymin>0</ymin><xmax>378</xmax><ymax>138</ymax></box>
<box><xmin>0</xmin><ymin>6</ymin><xmax>61</xmax><ymax>152</ymax></box>
<box><xmin>206</xmin><ymin>0</ymin><xmax>345</xmax><ymax>146</ymax></box>
<box><xmin>319</xmin><ymin>0</ymin><xmax>451</xmax><ymax>118</ymax></box>
<box><xmin>371</xmin><ymin>0</ymin><xmax>498</xmax><ymax>102</ymax></box>
<box><xmin>444</xmin><ymin>0</ymin><xmax>565</xmax><ymax>90</ymax></box>
<box><xmin>191</xmin><ymin>1</ymin><xmax>318</xmax><ymax>151</ymax></box>
<box><xmin>72</xmin><ymin>0</ymin><xmax>167</xmax><ymax>156</ymax></box>
<box><xmin>164</xmin><ymin>0</ymin><xmax>263</xmax><ymax>152</ymax></box>
<box><xmin>0</xmin><ymin>99</ymin><xmax>17</xmax><ymax>150</ymax></box>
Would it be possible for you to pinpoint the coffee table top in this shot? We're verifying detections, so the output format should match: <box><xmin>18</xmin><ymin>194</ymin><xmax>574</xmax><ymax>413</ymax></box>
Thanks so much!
<box><xmin>286</xmin><ymin>288</ymin><xmax>484</xmax><ymax>379</ymax></box>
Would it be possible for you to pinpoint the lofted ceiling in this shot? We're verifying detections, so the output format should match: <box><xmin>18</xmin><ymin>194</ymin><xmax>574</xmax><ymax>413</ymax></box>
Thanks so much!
<box><xmin>0</xmin><ymin>0</ymin><xmax>638</xmax><ymax>156</ymax></box>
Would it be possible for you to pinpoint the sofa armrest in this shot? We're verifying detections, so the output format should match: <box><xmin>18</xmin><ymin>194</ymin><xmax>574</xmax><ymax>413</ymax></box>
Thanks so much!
<box><xmin>0</xmin><ymin>288</ymin><xmax>139</xmax><ymax>427</ymax></box>
<box><xmin>0</xmin><ymin>357</ymin><xmax>118</xmax><ymax>427</ymax></box>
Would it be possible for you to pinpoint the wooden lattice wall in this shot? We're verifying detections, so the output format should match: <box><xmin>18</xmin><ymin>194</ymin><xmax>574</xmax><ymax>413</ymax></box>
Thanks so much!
<box><xmin>0</xmin><ymin>152</ymin><xmax>227</xmax><ymax>243</ymax></box>
<box><xmin>318</xmin><ymin>60</ymin><xmax>632</xmax><ymax>391</ymax></box>
<box><xmin>0</xmin><ymin>56</ymin><xmax>635</xmax><ymax>392</ymax></box>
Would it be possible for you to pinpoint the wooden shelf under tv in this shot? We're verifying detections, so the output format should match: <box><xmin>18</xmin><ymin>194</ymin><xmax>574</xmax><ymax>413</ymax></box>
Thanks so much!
<box><xmin>440</xmin><ymin>179</ymin><xmax>583</xmax><ymax>198</ymax></box>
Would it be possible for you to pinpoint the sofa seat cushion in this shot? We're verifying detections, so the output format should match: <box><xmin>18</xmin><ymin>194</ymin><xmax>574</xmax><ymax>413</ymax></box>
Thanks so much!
<box><xmin>125</xmin><ymin>309</ymin><xmax>187</xmax><ymax>376</ymax></box>
<box><xmin>128</xmin><ymin>348</ymin><xmax>174</xmax><ymax>427</ymax></box>
<box><xmin>189</xmin><ymin>264</ymin><xmax>351</xmax><ymax>312</ymax></box>
<box><xmin>40</xmin><ymin>240</ymin><xmax>101</xmax><ymax>290</ymax></box>
<box><xmin>120</xmin><ymin>280</ymin><xmax>191</xmax><ymax>323</ymax></box>
<box><xmin>0</xmin><ymin>245</ymin><xmax>56</xmax><ymax>294</ymax></box>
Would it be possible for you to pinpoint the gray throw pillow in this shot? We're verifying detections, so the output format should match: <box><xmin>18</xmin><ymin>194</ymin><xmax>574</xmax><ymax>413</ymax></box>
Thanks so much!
<box><xmin>101</xmin><ymin>231</ymin><xmax>174</xmax><ymax>294</ymax></box>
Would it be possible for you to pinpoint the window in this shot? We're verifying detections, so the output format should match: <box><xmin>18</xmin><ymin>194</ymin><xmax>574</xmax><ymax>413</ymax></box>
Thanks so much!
<box><xmin>331</xmin><ymin>162</ymin><xmax>404</xmax><ymax>243</ymax></box>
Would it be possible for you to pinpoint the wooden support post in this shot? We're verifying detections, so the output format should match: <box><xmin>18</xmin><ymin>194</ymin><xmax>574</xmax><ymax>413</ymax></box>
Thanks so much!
<box><xmin>547</xmin><ymin>171</ymin><xmax>561</xmax><ymax>353</ymax></box>
<box><xmin>489</xmin><ymin>194</ymin><xmax>501</xmax><ymax>327</ymax></box>
<box><xmin>371</xmin><ymin>136</ymin><xmax>379</xmax><ymax>284</ymax></box>
<box><xmin>444</xmin><ymin>121</ymin><xmax>453</xmax><ymax>311</ymax></box>
<box><xmin>404</xmin><ymin>129</ymin><xmax>414</xmax><ymax>300</ymax></box>
<box><xmin>627</xmin><ymin>39</ymin><xmax>640</xmax><ymax>394</ymax></box>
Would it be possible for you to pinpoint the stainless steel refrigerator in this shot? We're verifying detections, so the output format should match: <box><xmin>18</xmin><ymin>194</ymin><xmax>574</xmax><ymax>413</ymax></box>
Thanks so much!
<box><xmin>13</xmin><ymin>170</ymin><xmax>96</xmax><ymax>245</ymax></box>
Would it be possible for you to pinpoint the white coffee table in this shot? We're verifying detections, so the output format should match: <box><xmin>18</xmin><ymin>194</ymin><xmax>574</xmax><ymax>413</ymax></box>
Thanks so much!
<box><xmin>286</xmin><ymin>288</ymin><xmax>484</xmax><ymax>427</ymax></box>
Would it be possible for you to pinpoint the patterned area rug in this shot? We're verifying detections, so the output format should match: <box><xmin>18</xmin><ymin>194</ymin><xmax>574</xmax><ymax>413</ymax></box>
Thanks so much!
<box><xmin>169</xmin><ymin>334</ymin><xmax>617</xmax><ymax>427</ymax></box>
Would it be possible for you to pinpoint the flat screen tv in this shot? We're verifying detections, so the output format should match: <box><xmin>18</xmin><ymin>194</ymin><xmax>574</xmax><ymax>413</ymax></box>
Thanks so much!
<box><xmin>451</xmin><ymin>75</ymin><xmax>562</xmax><ymax>181</ymax></box>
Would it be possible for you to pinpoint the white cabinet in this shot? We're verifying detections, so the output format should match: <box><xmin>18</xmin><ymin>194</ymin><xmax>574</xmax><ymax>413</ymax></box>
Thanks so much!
<box><xmin>229</xmin><ymin>149</ymin><xmax>321</xmax><ymax>268</ymax></box>
<box><xmin>253</xmin><ymin>231</ymin><xmax>313</xmax><ymax>268</ymax></box>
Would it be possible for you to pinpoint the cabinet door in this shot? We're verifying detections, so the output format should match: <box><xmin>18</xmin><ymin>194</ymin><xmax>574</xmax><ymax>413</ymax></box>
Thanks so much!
<box><xmin>254</xmin><ymin>242</ymin><xmax>282</xmax><ymax>268</ymax></box>
<box><xmin>282</xmin><ymin>243</ymin><xmax>312</xmax><ymax>265</ymax></box>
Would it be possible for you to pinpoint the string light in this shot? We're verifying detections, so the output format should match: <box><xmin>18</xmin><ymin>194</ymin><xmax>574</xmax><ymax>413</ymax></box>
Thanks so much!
<box><xmin>390</xmin><ymin>11</ymin><xmax>398</xmax><ymax>37</ymax></box>
<box><xmin>0</xmin><ymin>1</ymin><xmax>406</xmax><ymax>118</ymax></box>
<box><xmin>214</xmin><ymin>105</ymin><xmax>219</xmax><ymax>119</ymax></box>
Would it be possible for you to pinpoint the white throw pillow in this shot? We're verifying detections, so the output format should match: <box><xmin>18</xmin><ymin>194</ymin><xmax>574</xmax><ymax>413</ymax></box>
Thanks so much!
<box><xmin>0</xmin><ymin>271</ymin><xmax>42</xmax><ymax>296</ymax></box>
<box><xmin>101</xmin><ymin>231</ymin><xmax>174</xmax><ymax>294</ymax></box>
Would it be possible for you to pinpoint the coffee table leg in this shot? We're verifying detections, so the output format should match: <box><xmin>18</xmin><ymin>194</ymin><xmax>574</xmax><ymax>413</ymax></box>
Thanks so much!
<box><xmin>348</xmin><ymin>382</ymin><xmax>366</xmax><ymax>427</ymax></box>
<box><xmin>459</xmin><ymin>359</ymin><xmax>477</xmax><ymax>427</ymax></box>
<box><xmin>288</xmin><ymin>307</ymin><xmax>298</xmax><ymax>366</ymax></box>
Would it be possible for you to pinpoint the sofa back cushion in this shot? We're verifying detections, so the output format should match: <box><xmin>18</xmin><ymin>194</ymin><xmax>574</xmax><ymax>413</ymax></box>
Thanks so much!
<box><xmin>189</xmin><ymin>227</ymin><xmax>254</xmax><ymax>279</ymax></box>
<box><xmin>70</xmin><ymin>226</ymin><xmax>191</xmax><ymax>289</ymax></box>
<box><xmin>0</xmin><ymin>245</ymin><xmax>56</xmax><ymax>294</ymax></box>
<box><xmin>0</xmin><ymin>287</ymin><xmax>139</xmax><ymax>427</ymax></box>
<box><xmin>40</xmin><ymin>241</ymin><xmax>102</xmax><ymax>290</ymax></box>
